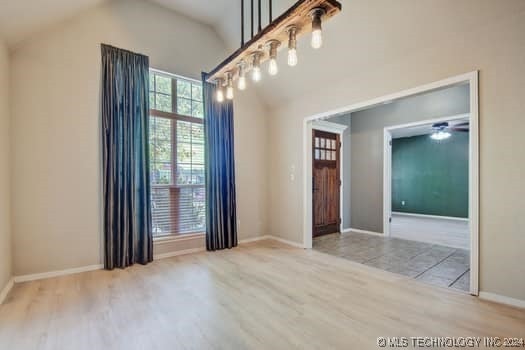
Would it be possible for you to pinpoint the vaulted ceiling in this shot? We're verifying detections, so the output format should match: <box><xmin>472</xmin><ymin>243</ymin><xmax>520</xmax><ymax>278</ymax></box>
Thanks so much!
<box><xmin>1</xmin><ymin>0</ymin><xmax>525</xmax><ymax>107</ymax></box>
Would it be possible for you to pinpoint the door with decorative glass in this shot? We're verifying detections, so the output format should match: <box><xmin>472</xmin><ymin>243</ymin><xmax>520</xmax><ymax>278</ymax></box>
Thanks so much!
<box><xmin>312</xmin><ymin>129</ymin><xmax>341</xmax><ymax>237</ymax></box>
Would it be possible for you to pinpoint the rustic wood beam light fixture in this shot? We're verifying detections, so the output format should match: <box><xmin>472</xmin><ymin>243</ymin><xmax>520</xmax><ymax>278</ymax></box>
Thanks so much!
<box><xmin>205</xmin><ymin>0</ymin><xmax>342</xmax><ymax>101</ymax></box>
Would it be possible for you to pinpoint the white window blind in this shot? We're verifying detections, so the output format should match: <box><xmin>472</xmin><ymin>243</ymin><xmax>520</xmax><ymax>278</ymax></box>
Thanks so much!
<box><xmin>149</xmin><ymin>70</ymin><xmax>205</xmax><ymax>236</ymax></box>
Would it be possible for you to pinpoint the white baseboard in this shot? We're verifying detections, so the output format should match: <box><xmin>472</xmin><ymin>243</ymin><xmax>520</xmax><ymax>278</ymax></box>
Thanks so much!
<box><xmin>0</xmin><ymin>278</ymin><xmax>14</xmax><ymax>305</ymax></box>
<box><xmin>154</xmin><ymin>247</ymin><xmax>206</xmax><ymax>260</ymax></box>
<box><xmin>479</xmin><ymin>292</ymin><xmax>525</xmax><ymax>309</ymax></box>
<box><xmin>347</xmin><ymin>228</ymin><xmax>384</xmax><ymax>236</ymax></box>
<box><xmin>240</xmin><ymin>235</ymin><xmax>304</xmax><ymax>248</ymax></box>
<box><xmin>14</xmin><ymin>264</ymin><xmax>103</xmax><ymax>283</ymax></box>
<box><xmin>267</xmin><ymin>235</ymin><xmax>305</xmax><ymax>248</ymax></box>
<box><xmin>392</xmin><ymin>212</ymin><xmax>469</xmax><ymax>222</ymax></box>
<box><xmin>341</xmin><ymin>228</ymin><xmax>352</xmax><ymax>233</ymax></box>
<box><xmin>239</xmin><ymin>235</ymin><xmax>270</xmax><ymax>244</ymax></box>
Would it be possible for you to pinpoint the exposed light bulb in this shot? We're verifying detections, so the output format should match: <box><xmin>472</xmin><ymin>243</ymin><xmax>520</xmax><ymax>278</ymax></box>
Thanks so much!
<box><xmin>237</xmin><ymin>61</ymin><xmax>247</xmax><ymax>90</ymax></box>
<box><xmin>287</xmin><ymin>25</ymin><xmax>298</xmax><ymax>67</ymax></box>
<box><xmin>252</xmin><ymin>67</ymin><xmax>261</xmax><ymax>82</ymax></box>
<box><xmin>226</xmin><ymin>86</ymin><xmax>234</xmax><ymax>100</ymax></box>
<box><xmin>266</xmin><ymin>40</ymin><xmax>281</xmax><ymax>76</ymax></box>
<box><xmin>251</xmin><ymin>52</ymin><xmax>262</xmax><ymax>82</ymax></box>
<box><xmin>216</xmin><ymin>78</ymin><xmax>224</xmax><ymax>102</ymax></box>
<box><xmin>288</xmin><ymin>48</ymin><xmax>298</xmax><ymax>67</ymax></box>
<box><xmin>238</xmin><ymin>76</ymin><xmax>246</xmax><ymax>90</ymax></box>
<box><xmin>216</xmin><ymin>88</ymin><xmax>224</xmax><ymax>102</ymax></box>
<box><xmin>311</xmin><ymin>8</ymin><xmax>325</xmax><ymax>49</ymax></box>
<box><xmin>226</xmin><ymin>72</ymin><xmax>234</xmax><ymax>100</ymax></box>
<box><xmin>268</xmin><ymin>58</ymin><xmax>278</xmax><ymax>75</ymax></box>
<box><xmin>311</xmin><ymin>29</ymin><xmax>323</xmax><ymax>49</ymax></box>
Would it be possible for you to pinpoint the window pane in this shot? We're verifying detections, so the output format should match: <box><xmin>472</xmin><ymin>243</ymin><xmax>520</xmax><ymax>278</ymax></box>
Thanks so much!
<box><xmin>156</xmin><ymin>75</ymin><xmax>171</xmax><ymax>94</ymax></box>
<box><xmin>149</xmin><ymin>92</ymin><xmax>155</xmax><ymax>109</ymax></box>
<box><xmin>150</xmin><ymin>162</ymin><xmax>171</xmax><ymax>184</ymax></box>
<box><xmin>192</xmin><ymin>84</ymin><xmax>202</xmax><ymax>101</ymax></box>
<box><xmin>149</xmin><ymin>116</ymin><xmax>172</xmax><ymax>185</ymax></box>
<box><xmin>191</xmin><ymin>124</ymin><xmax>204</xmax><ymax>143</ymax></box>
<box><xmin>177</xmin><ymin>143</ymin><xmax>192</xmax><ymax>163</ymax></box>
<box><xmin>192</xmin><ymin>100</ymin><xmax>204</xmax><ymax>118</ymax></box>
<box><xmin>177</xmin><ymin>121</ymin><xmax>191</xmax><ymax>142</ymax></box>
<box><xmin>176</xmin><ymin>163</ymin><xmax>191</xmax><ymax>185</ymax></box>
<box><xmin>156</xmin><ymin>93</ymin><xmax>172</xmax><ymax>112</ymax></box>
<box><xmin>151</xmin><ymin>116</ymin><xmax>171</xmax><ymax>139</ymax></box>
<box><xmin>192</xmin><ymin>143</ymin><xmax>204</xmax><ymax>164</ymax></box>
<box><xmin>177</xmin><ymin>97</ymin><xmax>192</xmax><ymax>116</ymax></box>
<box><xmin>192</xmin><ymin>165</ymin><xmax>205</xmax><ymax>185</ymax></box>
<box><xmin>177</xmin><ymin>80</ymin><xmax>191</xmax><ymax>99</ymax></box>
<box><xmin>149</xmin><ymin>74</ymin><xmax>155</xmax><ymax>92</ymax></box>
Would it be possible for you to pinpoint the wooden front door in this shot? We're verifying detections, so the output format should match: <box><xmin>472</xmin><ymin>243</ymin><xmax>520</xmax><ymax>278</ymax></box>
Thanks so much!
<box><xmin>312</xmin><ymin>129</ymin><xmax>341</xmax><ymax>237</ymax></box>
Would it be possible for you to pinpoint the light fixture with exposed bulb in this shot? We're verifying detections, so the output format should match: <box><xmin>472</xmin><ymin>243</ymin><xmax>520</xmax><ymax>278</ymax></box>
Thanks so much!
<box><xmin>226</xmin><ymin>72</ymin><xmax>234</xmax><ymax>100</ymax></box>
<box><xmin>251</xmin><ymin>51</ymin><xmax>262</xmax><ymax>82</ymax></box>
<box><xmin>311</xmin><ymin>8</ymin><xmax>326</xmax><ymax>49</ymax></box>
<box><xmin>216</xmin><ymin>78</ymin><xmax>224</xmax><ymax>102</ymax></box>
<box><xmin>237</xmin><ymin>61</ymin><xmax>247</xmax><ymax>90</ymax></box>
<box><xmin>287</xmin><ymin>25</ymin><xmax>298</xmax><ymax>67</ymax></box>
<box><xmin>266</xmin><ymin>39</ymin><xmax>280</xmax><ymax>75</ymax></box>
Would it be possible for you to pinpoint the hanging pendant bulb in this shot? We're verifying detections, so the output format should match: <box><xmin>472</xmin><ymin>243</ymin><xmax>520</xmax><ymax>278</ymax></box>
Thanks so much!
<box><xmin>266</xmin><ymin>40</ymin><xmax>281</xmax><ymax>76</ymax></box>
<box><xmin>286</xmin><ymin>25</ymin><xmax>298</xmax><ymax>67</ymax></box>
<box><xmin>251</xmin><ymin>52</ymin><xmax>262</xmax><ymax>82</ymax></box>
<box><xmin>237</xmin><ymin>61</ymin><xmax>247</xmax><ymax>90</ymax></box>
<box><xmin>216</xmin><ymin>78</ymin><xmax>224</xmax><ymax>102</ymax></box>
<box><xmin>311</xmin><ymin>8</ymin><xmax>326</xmax><ymax>49</ymax></box>
<box><xmin>226</xmin><ymin>72</ymin><xmax>234</xmax><ymax>100</ymax></box>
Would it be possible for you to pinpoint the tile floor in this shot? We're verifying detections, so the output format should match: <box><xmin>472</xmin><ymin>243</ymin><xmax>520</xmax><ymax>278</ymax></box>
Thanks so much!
<box><xmin>313</xmin><ymin>232</ymin><xmax>470</xmax><ymax>291</ymax></box>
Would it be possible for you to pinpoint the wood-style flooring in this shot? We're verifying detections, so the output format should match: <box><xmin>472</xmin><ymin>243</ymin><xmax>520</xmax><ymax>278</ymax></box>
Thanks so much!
<box><xmin>0</xmin><ymin>240</ymin><xmax>524</xmax><ymax>350</ymax></box>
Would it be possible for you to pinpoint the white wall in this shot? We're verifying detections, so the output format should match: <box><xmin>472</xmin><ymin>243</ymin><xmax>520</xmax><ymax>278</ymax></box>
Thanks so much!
<box><xmin>10</xmin><ymin>0</ymin><xmax>268</xmax><ymax>276</ymax></box>
<box><xmin>0</xmin><ymin>36</ymin><xmax>12</xmax><ymax>291</ymax></box>
<box><xmin>268</xmin><ymin>2</ymin><xmax>525</xmax><ymax>301</ymax></box>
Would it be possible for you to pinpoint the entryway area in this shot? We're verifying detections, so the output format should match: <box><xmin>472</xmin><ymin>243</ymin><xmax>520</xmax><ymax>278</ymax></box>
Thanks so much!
<box><xmin>306</xmin><ymin>73</ymin><xmax>478</xmax><ymax>295</ymax></box>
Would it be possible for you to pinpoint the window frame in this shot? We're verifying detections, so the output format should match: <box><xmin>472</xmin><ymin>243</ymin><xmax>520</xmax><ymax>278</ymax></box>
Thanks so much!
<box><xmin>149</xmin><ymin>69</ymin><xmax>205</xmax><ymax>240</ymax></box>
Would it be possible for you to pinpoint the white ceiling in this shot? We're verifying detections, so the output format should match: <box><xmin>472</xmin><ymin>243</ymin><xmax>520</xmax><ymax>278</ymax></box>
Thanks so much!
<box><xmin>1</xmin><ymin>0</ymin><xmax>525</xmax><ymax>106</ymax></box>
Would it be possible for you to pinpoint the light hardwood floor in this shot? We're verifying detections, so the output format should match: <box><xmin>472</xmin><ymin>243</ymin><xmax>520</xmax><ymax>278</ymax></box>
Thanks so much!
<box><xmin>0</xmin><ymin>240</ymin><xmax>524</xmax><ymax>350</ymax></box>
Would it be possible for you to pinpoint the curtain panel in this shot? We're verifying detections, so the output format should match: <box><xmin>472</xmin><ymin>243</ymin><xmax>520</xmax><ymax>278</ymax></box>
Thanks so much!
<box><xmin>101</xmin><ymin>44</ymin><xmax>153</xmax><ymax>269</ymax></box>
<box><xmin>202</xmin><ymin>73</ymin><xmax>238</xmax><ymax>251</ymax></box>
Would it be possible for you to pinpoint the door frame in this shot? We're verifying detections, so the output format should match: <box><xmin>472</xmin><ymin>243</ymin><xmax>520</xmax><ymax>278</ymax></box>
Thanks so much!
<box><xmin>383</xmin><ymin>113</ymin><xmax>470</xmax><ymax>237</ymax></box>
<box><xmin>302</xmin><ymin>71</ymin><xmax>479</xmax><ymax>296</ymax></box>
<box><xmin>311</xmin><ymin>121</ymin><xmax>347</xmax><ymax>236</ymax></box>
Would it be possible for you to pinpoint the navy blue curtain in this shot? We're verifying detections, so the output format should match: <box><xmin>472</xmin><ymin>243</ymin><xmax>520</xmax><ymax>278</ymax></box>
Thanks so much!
<box><xmin>202</xmin><ymin>73</ymin><xmax>238</xmax><ymax>251</ymax></box>
<box><xmin>101</xmin><ymin>44</ymin><xmax>153</xmax><ymax>269</ymax></box>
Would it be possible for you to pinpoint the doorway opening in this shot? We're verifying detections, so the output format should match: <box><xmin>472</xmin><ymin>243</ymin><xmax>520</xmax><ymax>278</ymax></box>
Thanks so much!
<box><xmin>304</xmin><ymin>72</ymin><xmax>479</xmax><ymax>295</ymax></box>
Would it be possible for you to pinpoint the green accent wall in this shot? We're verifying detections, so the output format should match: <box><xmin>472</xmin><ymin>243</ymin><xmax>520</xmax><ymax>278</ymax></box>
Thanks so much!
<box><xmin>392</xmin><ymin>132</ymin><xmax>469</xmax><ymax>218</ymax></box>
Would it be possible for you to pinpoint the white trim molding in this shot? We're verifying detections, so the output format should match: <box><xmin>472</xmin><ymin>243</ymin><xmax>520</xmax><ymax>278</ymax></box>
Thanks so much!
<box><xmin>268</xmin><ymin>235</ymin><xmax>306</xmax><ymax>249</ymax></box>
<box><xmin>348</xmin><ymin>228</ymin><xmax>384</xmax><ymax>236</ymax></box>
<box><xmin>239</xmin><ymin>235</ymin><xmax>270</xmax><ymax>244</ymax></box>
<box><xmin>14</xmin><ymin>264</ymin><xmax>104</xmax><ymax>283</ymax></box>
<box><xmin>240</xmin><ymin>235</ymin><xmax>305</xmax><ymax>248</ymax></box>
<box><xmin>312</xmin><ymin>120</ymin><xmax>348</xmax><ymax>133</ymax></box>
<box><xmin>154</xmin><ymin>247</ymin><xmax>206</xmax><ymax>260</ymax></box>
<box><xmin>479</xmin><ymin>292</ymin><xmax>525</xmax><ymax>309</ymax></box>
<box><xmin>0</xmin><ymin>278</ymin><xmax>14</xmax><ymax>305</ymax></box>
<box><xmin>392</xmin><ymin>211</ymin><xmax>469</xmax><ymax>222</ymax></box>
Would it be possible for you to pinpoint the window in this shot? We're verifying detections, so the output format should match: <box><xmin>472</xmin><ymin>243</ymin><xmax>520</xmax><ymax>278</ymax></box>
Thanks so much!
<box><xmin>149</xmin><ymin>69</ymin><xmax>205</xmax><ymax>237</ymax></box>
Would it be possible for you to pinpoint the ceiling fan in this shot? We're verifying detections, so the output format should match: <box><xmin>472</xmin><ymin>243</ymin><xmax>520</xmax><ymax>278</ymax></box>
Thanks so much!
<box><xmin>430</xmin><ymin>121</ymin><xmax>469</xmax><ymax>140</ymax></box>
